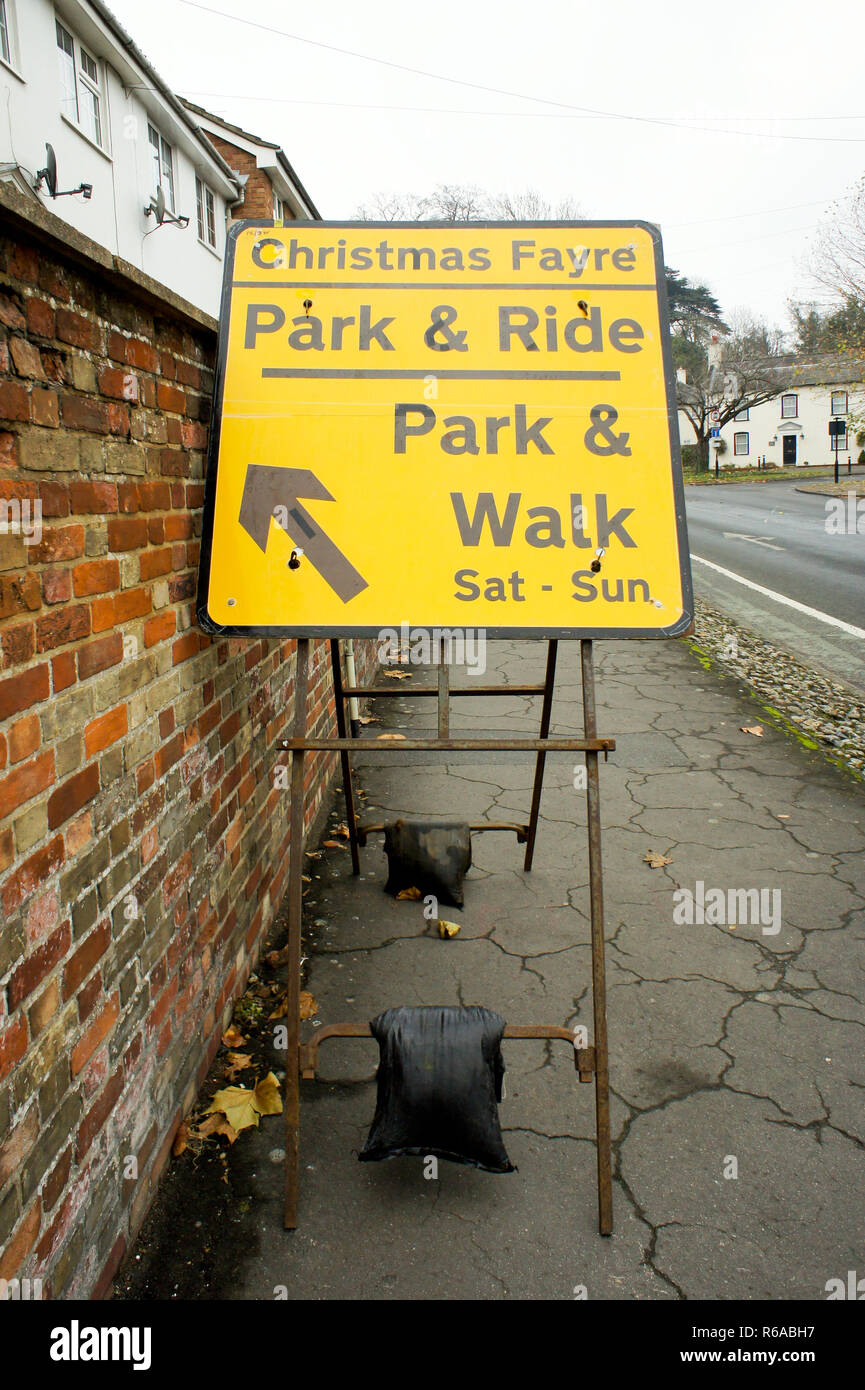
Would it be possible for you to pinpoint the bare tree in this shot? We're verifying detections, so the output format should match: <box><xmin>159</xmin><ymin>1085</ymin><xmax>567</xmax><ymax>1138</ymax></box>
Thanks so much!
<box><xmin>355</xmin><ymin>183</ymin><xmax>582</xmax><ymax>223</ymax></box>
<box><xmin>810</xmin><ymin>174</ymin><xmax>865</xmax><ymax>303</ymax></box>
<box><xmin>677</xmin><ymin>330</ymin><xmax>791</xmax><ymax>472</ymax></box>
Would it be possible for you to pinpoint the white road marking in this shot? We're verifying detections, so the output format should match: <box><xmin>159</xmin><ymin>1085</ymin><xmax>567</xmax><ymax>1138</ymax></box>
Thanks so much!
<box><xmin>692</xmin><ymin>554</ymin><xmax>865</xmax><ymax>640</ymax></box>
<box><xmin>722</xmin><ymin>532</ymin><xmax>785</xmax><ymax>551</ymax></box>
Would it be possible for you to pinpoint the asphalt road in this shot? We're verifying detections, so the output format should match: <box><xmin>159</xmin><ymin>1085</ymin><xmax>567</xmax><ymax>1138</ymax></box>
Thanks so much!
<box><xmin>685</xmin><ymin>481</ymin><xmax>865</xmax><ymax>692</ymax></box>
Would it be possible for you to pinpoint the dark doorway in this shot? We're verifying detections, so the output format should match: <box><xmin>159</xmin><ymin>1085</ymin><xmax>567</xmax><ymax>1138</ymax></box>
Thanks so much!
<box><xmin>782</xmin><ymin>435</ymin><xmax>797</xmax><ymax>466</ymax></box>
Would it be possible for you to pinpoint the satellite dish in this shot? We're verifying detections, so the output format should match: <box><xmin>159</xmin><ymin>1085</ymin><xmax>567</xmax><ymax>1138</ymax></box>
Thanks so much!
<box><xmin>154</xmin><ymin>184</ymin><xmax>166</xmax><ymax>225</ymax></box>
<box><xmin>36</xmin><ymin>144</ymin><xmax>58</xmax><ymax>198</ymax></box>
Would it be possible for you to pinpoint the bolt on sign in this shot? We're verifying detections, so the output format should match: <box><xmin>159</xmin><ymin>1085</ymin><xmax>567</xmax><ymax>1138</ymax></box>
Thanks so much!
<box><xmin>197</xmin><ymin>222</ymin><xmax>693</xmax><ymax>637</ymax></box>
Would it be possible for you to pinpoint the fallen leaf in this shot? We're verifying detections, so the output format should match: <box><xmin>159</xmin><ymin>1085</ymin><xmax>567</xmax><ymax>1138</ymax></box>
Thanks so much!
<box><xmin>225</xmin><ymin>1051</ymin><xmax>253</xmax><ymax>1080</ymax></box>
<box><xmin>269</xmin><ymin>993</ymin><xmax>288</xmax><ymax>1019</ymax></box>
<box><xmin>396</xmin><ymin>886</ymin><xmax>422</xmax><ymax>901</ymax></box>
<box><xmin>359</xmin><ymin>715</ymin><xmax>379</xmax><ymax>725</ymax></box>
<box><xmin>740</xmin><ymin>725</ymin><xmax>764</xmax><ymax>737</ymax></box>
<box><xmin>323</xmin><ymin>839</ymin><xmax>346</xmax><ymax>849</ymax></box>
<box><xmin>377</xmin><ymin>733</ymin><xmax>406</xmax><ymax>740</ymax></box>
<box><xmin>300</xmin><ymin>991</ymin><xmax>318</xmax><ymax>1020</ymax></box>
<box><xmin>333</xmin><ymin>824</ymin><xmax>350</xmax><ymax>838</ymax></box>
<box><xmin>643</xmin><ymin>850</ymin><xmax>673</xmax><ymax>869</ymax></box>
<box><xmin>382</xmin><ymin>670</ymin><xmax>412</xmax><ymax>680</ymax></box>
<box><xmin>437</xmin><ymin>919</ymin><xmax>462</xmax><ymax>938</ymax></box>
<box><xmin>222</xmin><ymin>1025</ymin><xmax>246</xmax><ymax>1049</ymax></box>
<box><xmin>254</xmin><ymin>1072</ymin><xmax>283</xmax><ymax>1116</ymax></box>
<box><xmin>206</xmin><ymin>1085</ymin><xmax>261</xmax><ymax>1133</ymax></box>
<box><xmin>777</xmin><ymin>813</ymin><xmax>790</xmax><ymax>820</ymax></box>
<box><xmin>172</xmin><ymin>1122</ymin><xmax>189</xmax><ymax>1157</ymax></box>
<box><xmin>194</xmin><ymin>1112</ymin><xmax>238</xmax><ymax>1145</ymax></box>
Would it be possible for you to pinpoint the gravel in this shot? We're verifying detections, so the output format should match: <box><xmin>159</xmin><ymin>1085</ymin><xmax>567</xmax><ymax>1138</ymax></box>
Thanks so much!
<box><xmin>690</xmin><ymin>598</ymin><xmax>865</xmax><ymax>781</ymax></box>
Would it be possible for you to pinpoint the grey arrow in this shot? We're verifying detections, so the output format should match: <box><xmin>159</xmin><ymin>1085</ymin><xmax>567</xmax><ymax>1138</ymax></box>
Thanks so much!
<box><xmin>239</xmin><ymin>465</ymin><xmax>368</xmax><ymax>603</ymax></box>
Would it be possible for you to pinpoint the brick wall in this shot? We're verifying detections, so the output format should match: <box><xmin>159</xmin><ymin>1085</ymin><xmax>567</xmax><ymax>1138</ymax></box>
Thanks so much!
<box><xmin>0</xmin><ymin>192</ymin><xmax>371</xmax><ymax>1296</ymax></box>
<box><xmin>206</xmin><ymin>134</ymin><xmax>282</xmax><ymax>222</ymax></box>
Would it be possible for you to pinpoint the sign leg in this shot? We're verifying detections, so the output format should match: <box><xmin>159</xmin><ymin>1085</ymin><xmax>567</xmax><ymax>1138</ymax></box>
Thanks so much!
<box><xmin>284</xmin><ymin>638</ymin><xmax>310</xmax><ymax>1230</ymax></box>
<box><xmin>523</xmin><ymin>640</ymin><xmax>558</xmax><ymax>871</ymax></box>
<box><xmin>330</xmin><ymin>639</ymin><xmax>361</xmax><ymax>875</ymax></box>
<box><xmin>580</xmin><ymin>639</ymin><xmax>613</xmax><ymax>1236</ymax></box>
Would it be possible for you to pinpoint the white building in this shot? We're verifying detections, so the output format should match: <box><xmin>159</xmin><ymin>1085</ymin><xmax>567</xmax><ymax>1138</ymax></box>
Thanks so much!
<box><xmin>0</xmin><ymin>0</ymin><xmax>244</xmax><ymax>316</ymax></box>
<box><xmin>679</xmin><ymin>356</ymin><xmax>865</xmax><ymax>470</ymax></box>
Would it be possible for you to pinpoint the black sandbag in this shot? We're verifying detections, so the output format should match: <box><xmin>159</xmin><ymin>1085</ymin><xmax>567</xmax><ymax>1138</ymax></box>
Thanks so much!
<box><xmin>382</xmin><ymin>818</ymin><xmax>472</xmax><ymax>908</ymax></box>
<box><xmin>359</xmin><ymin>1004</ymin><xmax>515</xmax><ymax>1173</ymax></box>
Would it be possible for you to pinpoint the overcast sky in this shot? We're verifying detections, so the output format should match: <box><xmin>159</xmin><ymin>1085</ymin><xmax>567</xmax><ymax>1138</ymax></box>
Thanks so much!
<box><xmin>107</xmin><ymin>0</ymin><xmax>865</xmax><ymax>335</ymax></box>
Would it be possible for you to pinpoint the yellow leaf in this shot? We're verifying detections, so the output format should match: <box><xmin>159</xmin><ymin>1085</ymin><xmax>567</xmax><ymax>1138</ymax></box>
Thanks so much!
<box><xmin>172</xmin><ymin>1121</ymin><xmax>189</xmax><ymax>1157</ymax></box>
<box><xmin>396</xmin><ymin>886</ymin><xmax>422</xmax><ymax>901</ymax></box>
<box><xmin>323</xmin><ymin>839</ymin><xmax>346</xmax><ymax>849</ymax></box>
<box><xmin>740</xmin><ymin>725</ymin><xmax>764</xmax><ymax>737</ymax></box>
<box><xmin>269</xmin><ymin>993</ymin><xmax>288</xmax><ymax>1019</ymax></box>
<box><xmin>206</xmin><ymin>1085</ymin><xmax>261</xmax><ymax>1133</ymax></box>
<box><xmin>437</xmin><ymin>919</ymin><xmax>462</xmax><ymax>938</ymax></box>
<box><xmin>254</xmin><ymin>1072</ymin><xmax>283</xmax><ymax>1116</ymax></box>
<box><xmin>643</xmin><ymin>850</ymin><xmax>673</xmax><ymax>869</ymax></box>
<box><xmin>222</xmin><ymin>1025</ymin><xmax>246</xmax><ymax>1048</ymax></box>
<box><xmin>300</xmin><ymin>991</ymin><xmax>318</xmax><ymax>1020</ymax></box>
<box><xmin>225</xmin><ymin>1051</ymin><xmax>253</xmax><ymax>1080</ymax></box>
<box><xmin>382</xmin><ymin>670</ymin><xmax>411</xmax><ymax>680</ymax></box>
<box><xmin>377</xmin><ymin>733</ymin><xmax>406</xmax><ymax>740</ymax></box>
<box><xmin>194</xmin><ymin>1112</ymin><xmax>239</xmax><ymax>1145</ymax></box>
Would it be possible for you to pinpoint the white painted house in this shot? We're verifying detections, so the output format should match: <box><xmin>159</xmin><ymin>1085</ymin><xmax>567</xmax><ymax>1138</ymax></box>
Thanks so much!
<box><xmin>679</xmin><ymin>355</ymin><xmax>865</xmax><ymax>470</ymax></box>
<box><xmin>0</xmin><ymin>0</ymin><xmax>243</xmax><ymax>316</ymax></box>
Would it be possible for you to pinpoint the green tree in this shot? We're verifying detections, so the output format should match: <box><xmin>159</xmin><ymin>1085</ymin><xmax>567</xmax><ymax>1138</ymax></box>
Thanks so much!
<box><xmin>664</xmin><ymin>267</ymin><xmax>727</xmax><ymax>341</ymax></box>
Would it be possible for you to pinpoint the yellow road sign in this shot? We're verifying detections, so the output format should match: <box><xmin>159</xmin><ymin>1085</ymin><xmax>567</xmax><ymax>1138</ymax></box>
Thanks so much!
<box><xmin>197</xmin><ymin>221</ymin><xmax>692</xmax><ymax>638</ymax></box>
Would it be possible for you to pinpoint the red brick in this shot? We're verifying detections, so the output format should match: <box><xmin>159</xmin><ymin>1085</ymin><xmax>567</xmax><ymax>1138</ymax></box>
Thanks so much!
<box><xmin>8</xmin><ymin>922</ymin><xmax>70</xmax><ymax>1009</ymax></box>
<box><xmin>77</xmin><ymin>971</ymin><xmax>101</xmax><ymax>1024</ymax></box>
<box><xmin>144</xmin><ymin>610</ymin><xmax>175</xmax><ymax>647</ymax></box>
<box><xmin>76</xmin><ymin>1067</ymin><xmax>124</xmax><ymax>1160</ymax></box>
<box><xmin>8</xmin><ymin>243</ymin><xmax>39</xmax><ymax>283</ymax></box>
<box><xmin>108</xmin><ymin>332</ymin><xmax>159</xmax><ymax>372</ymax></box>
<box><xmin>138</xmin><ymin>480</ymin><xmax>172</xmax><ymax>510</ymax></box>
<box><xmin>97</xmin><ymin>367</ymin><xmax>139</xmax><ymax>402</ymax></box>
<box><xmin>9</xmin><ymin>338</ymin><xmax>44</xmax><ymax>380</ymax></box>
<box><xmin>164</xmin><ymin>514</ymin><xmax>193</xmax><ymax>541</ymax></box>
<box><xmin>157</xmin><ymin>382</ymin><xmax>185</xmax><ymax>413</ymax></box>
<box><xmin>68</xmin><ymin>480</ymin><xmax>118</xmax><ymax>514</ymax></box>
<box><xmin>114</xmin><ymin>587</ymin><xmax>151</xmax><ymax>623</ymax></box>
<box><xmin>0</xmin><ymin>749</ymin><xmax>55</xmax><ymax>819</ymax></box>
<box><xmin>172</xmin><ymin>631</ymin><xmax>198</xmax><ymax>665</ymax></box>
<box><xmin>42</xmin><ymin>568</ymin><xmax>71</xmax><ymax>605</ymax></box>
<box><xmin>72</xmin><ymin>557</ymin><xmax>120</xmax><ymax>598</ymax></box>
<box><xmin>0</xmin><ymin>1199</ymin><xmax>41</xmax><ymax>1281</ymax></box>
<box><xmin>1</xmin><ymin>834</ymin><xmax>64</xmax><ymax>916</ymax></box>
<box><xmin>51</xmin><ymin>650</ymin><xmax>76</xmax><ymax>692</ymax></box>
<box><xmin>55</xmin><ymin>307</ymin><xmax>95</xmax><ymax>349</ymax></box>
<box><xmin>42</xmin><ymin>1146</ymin><xmax>72</xmax><ymax>1214</ymax></box>
<box><xmin>107</xmin><ymin>517</ymin><xmax>147</xmax><ymax>551</ymax></box>
<box><xmin>139</xmin><ymin>548</ymin><xmax>172</xmax><ymax>580</ymax></box>
<box><xmin>31</xmin><ymin>388</ymin><xmax>59</xmax><ymax>427</ymax></box>
<box><xmin>38</xmin><ymin>480</ymin><xmax>70</xmax><ymax>517</ymax></box>
<box><xmin>0</xmin><ymin>290</ymin><xmax>25</xmax><ymax>329</ymax></box>
<box><xmin>0</xmin><ymin>662</ymin><xmax>49</xmax><ymax>719</ymax></box>
<box><xmin>1</xmin><ymin>621</ymin><xmax>36</xmax><ymax>667</ymax></box>
<box><xmin>35</xmin><ymin>604</ymin><xmax>90</xmax><ymax>653</ymax></box>
<box><xmin>107</xmin><ymin>401</ymin><xmax>130</xmax><ymax>435</ymax></box>
<box><xmin>0</xmin><ymin>1014</ymin><xmax>28</xmax><ymax>1081</ymax></box>
<box><xmin>117</xmin><ymin>482</ymin><xmax>139</xmax><ymax>513</ymax></box>
<box><xmin>89</xmin><ymin>595</ymin><xmax>115</xmax><ymax>632</ymax></box>
<box><xmin>71</xmin><ymin>995</ymin><xmax>119</xmax><ymax>1075</ymax></box>
<box><xmin>8</xmin><ymin>712</ymin><xmax>39</xmax><ymax>762</ymax></box>
<box><xmin>0</xmin><ymin>571</ymin><xmax>41</xmax><ymax>620</ymax></box>
<box><xmin>0</xmin><ymin>824</ymin><xmax>14</xmax><ymax>873</ymax></box>
<box><xmin>25</xmin><ymin>297</ymin><xmax>55</xmax><ymax>338</ymax></box>
<box><xmin>60</xmin><ymin>394</ymin><xmax>109</xmax><ymax>433</ymax></box>
<box><xmin>63</xmin><ymin>921</ymin><xmax>110</xmax><ymax>998</ymax></box>
<box><xmin>47</xmin><ymin>762</ymin><xmax>99</xmax><ymax>830</ymax></box>
<box><xmin>0</xmin><ymin>380</ymin><xmax>29</xmax><ymax>421</ymax></box>
<box><xmin>84</xmin><ymin>704</ymin><xmax>128</xmax><ymax>757</ymax></box>
<box><xmin>77</xmin><ymin>632</ymin><xmax>122</xmax><ymax>680</ymax></box>
<box><xmin>29</xmin><ymin>524</ymin><xmax>85</xmax><ymax>564</ymax></box>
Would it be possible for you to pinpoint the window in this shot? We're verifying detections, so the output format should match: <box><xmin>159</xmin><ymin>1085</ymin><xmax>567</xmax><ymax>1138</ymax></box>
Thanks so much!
<box><xmin>831</xmin><ymin>390</ymin><xmax>848</xmax><ymax>415</ymax></box>
<box><xmin>733</xmin><ymin>407</ymin><xmax>749</xmax><ymax>422</ymax></box>
<box><xmin>831</xmin><ymin>430</ymin><xmax>848</xmax><ymax>451</ymax></box>
<box><xmin>196</xmin><ymin>176</ymin><xmax>216</xmax><ymax>247</ymax></box>
<box><xmin>56</xmin><ymin>20</ymin><xmax>104</xmax><ymax>146</ymax></box>
<box><xmin>148</xmin><ymin>123</ymin><xmax>175</xmax><ymax>211</ymax></box>
<box><xmin>56</xmin><ymin>21</ymin><xmax>78</xmax><ymax>122</ymax></box>
<box><xmin>0</xmin><ymin>1</ymin><xmax>11</xmax><ymax>66</ymax></box>
<box><xmin>733</xmin><ymin>432</ymin><xmax>750</xmax><ymax>456</ymax></box>
<box><xmin>781</xmin><ymin>394</ymin><xmax>798</xmax><ymax>418</ymax></box>
<box><xmin>273</xmin><ymin>194</ymin><xmax>286</xmax><ymax>221</ymax></box>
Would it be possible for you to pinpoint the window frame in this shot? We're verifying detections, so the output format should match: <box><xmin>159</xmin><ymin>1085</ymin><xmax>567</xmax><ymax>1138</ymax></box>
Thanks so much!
<box><xmin>733</xmin><ymin>431</ymin><xmax>750</xmax><ymax>457</ymax></box>
<box><xmin>195</xmin><ymin>175</ymin><xmax>217</xmax><ymax>248</ymax></box>
<box><xmin>831</xmin><ymin>390</ymin><xmax>848</xmax><ymax>416</ymax></box>
<box><xmin>733</xmin><ymin>406</ymin><xmax>749</xmax><ymax>422</ymax></box>
<box><xmin>148</xmin><ymin>121</ymin><xmax>176</xmax><ymax>212</ymax></box>
<box><xmin>0</xmin><ymin>1</ymin><xmax>12</xmax><ymax>68</ymax></box>
<box><xmin>781</xmin><ymin>393</ymin><xmax>798</xmax><ymax>419</ymax></box>
<box><xmin>56</xmin><ymin>18</ymin><xmax>106</xmax><ymax>151</ymax></box>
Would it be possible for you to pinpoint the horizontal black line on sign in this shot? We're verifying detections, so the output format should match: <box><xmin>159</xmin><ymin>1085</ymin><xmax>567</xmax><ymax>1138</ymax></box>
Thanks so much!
<box><xmin>231</xmin><ymin>281</ymin><xmax>657</xmax><ymax>291</ymax></box>
<box><xmin>259</xmin><ymin>369</ymin><xmax>622</xmax><ymax>380</ymax></box>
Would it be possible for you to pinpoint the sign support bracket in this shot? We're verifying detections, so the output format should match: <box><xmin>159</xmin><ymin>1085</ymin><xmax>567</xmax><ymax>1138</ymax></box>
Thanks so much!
<box><xmin>280</xmin><ymin>638</ymin><xmax>614</xmax><ymax>1236</ymax></box>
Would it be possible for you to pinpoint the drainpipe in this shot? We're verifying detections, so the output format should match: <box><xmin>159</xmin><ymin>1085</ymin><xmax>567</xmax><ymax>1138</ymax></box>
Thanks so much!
<box><xmin>344</xmin><ymin>641</ymin><xmax>360</xmax><ymax>738</ymax></box>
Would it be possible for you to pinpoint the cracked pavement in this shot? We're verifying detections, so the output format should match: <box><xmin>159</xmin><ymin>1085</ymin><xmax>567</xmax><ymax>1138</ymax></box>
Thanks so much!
<box><xmin>122</xmin><ymin>636</ymin><xmax>865</xmax><ymax>1301</ymax></box>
